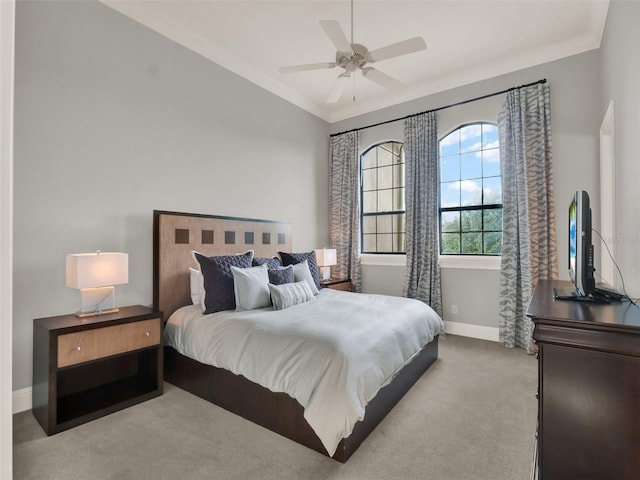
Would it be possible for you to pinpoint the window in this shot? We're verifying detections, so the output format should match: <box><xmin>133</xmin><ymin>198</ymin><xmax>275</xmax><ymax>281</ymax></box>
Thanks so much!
<box><xmin>361</xmin><ymin>141</ymin><xmax>406</xmax><ymax>254</ymax></box>
<box><xmin>439</xmin><ymin>123</ymin><xmax>502</xmax><ymax>255</ymax></box>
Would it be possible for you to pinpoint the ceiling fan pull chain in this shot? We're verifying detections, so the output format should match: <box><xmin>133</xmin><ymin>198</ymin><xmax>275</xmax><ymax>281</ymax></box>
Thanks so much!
<box><xmin>353</xmin><ymin>74</ymin><xmax>356</xmax><ymax>102</ymax></box>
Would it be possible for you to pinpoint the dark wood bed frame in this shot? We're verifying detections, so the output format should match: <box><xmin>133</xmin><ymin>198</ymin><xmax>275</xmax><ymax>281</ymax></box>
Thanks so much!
<box><xmin>152</xmin><ymin>210</ymin><xmax>440</xmax><ymax>462</ymax></box>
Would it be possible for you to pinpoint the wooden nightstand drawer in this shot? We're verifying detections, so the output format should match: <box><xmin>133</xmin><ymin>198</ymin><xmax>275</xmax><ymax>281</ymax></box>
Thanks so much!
<box><xmin>58</xmin><ymin>317</ymin><xmax>160</xmax><ymax>368</ymax></box>
<box><xmin>320</xmin><ymin>278</ymin><xmax>352</xmax><ymax>291</ymax></box>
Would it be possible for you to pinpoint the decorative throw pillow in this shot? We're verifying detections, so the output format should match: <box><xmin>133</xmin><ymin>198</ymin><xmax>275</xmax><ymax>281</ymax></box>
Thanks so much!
<box><xmin>194</xmin><ymin>251</ymin><xmax>253</xmax><ymax>314</ymax></box>
<box><xmin>268</xmin><ymin>281</ymin><xmax>315</xmax><ymax>311</ymax></box>
<box><xmin>192</xmin><ymin>249</ymin><xmax>253</xmax><ymax>265</ymax></box>
<box><xmin>291</xmin><ymin>260</ymin><xmax>319</xmax><ymax>295</ymax></box>
<box><xmin>268</xmin><ymin>265</ymin><xmax>294</xmax><ymax>285</ymax></box>
<box><xmin>252</xmin><ymin>256</ymin><xmax>282</xmax><ymax>269</ymax></box>
<box><xmin>189</xmin><ymin>267</ymin><xmax>205</xmax><ymax>309</ymax></box>
<box><xmin>231</xmin><ymin>264</ymin><xmax>271</xmax><ymax>311</ymax></box>
<box><xmin>279</xmin><ymin>251</ymin><xmax>321</xmax><ymax>290</ymax></box>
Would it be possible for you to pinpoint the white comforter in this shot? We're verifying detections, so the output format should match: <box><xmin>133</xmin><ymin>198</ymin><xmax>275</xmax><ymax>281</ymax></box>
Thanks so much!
<box><xmin>164</xmin><ymin>288</ymin><xmax>444</xmax><ymax>456</ymax></box>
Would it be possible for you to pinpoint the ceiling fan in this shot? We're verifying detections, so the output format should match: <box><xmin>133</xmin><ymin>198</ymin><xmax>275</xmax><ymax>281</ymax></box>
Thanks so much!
<box><xmin>278</xmin><ymin>0</ymin><xmax>426</xmax><ymax>103</ymax></box>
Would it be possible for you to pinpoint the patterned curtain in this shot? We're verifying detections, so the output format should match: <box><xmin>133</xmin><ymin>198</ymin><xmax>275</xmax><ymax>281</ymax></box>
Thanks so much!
<box><xmin>403</xmin><ymin>112</ymin><xmax>442</xmax><ymax>316</ymax></box>
<box><xmin>498</xmin><ymin>83</ymin><xmax>558</xmax><ymax>351</ymax></box>
<box><xmin>329</xmin><ymin>131</ymin><xmax>362</xmax><ymax>292</ymax></box>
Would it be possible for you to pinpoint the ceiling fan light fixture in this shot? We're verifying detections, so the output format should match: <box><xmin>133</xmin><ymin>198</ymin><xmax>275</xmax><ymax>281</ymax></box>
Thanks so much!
<box><xmin>279</xmin><ymin>0</ymin><xmax>426</xmax><ymax>103</ymax></box>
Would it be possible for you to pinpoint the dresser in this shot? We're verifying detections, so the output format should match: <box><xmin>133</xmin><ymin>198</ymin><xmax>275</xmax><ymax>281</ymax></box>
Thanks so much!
<box><xmin>527</xmin><ymin>279</ymin><xmax>640</xmax><ymax>479</ymax></box>
<box><xmin>32</xmin><ymin>305</ymin><xmax>163</xmax><ymax>435</ymax></box>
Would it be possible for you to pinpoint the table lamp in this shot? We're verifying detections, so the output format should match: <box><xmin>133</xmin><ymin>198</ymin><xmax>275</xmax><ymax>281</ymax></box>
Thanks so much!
<box><xmin>314</xmin><ymin>248</ymin><xmax>337</xmax><ymax>281</ymax></box>
<box><xmin>66</xmin><ymin>251</ymin><xmax>128</xmax><ymax>317</ymax></box>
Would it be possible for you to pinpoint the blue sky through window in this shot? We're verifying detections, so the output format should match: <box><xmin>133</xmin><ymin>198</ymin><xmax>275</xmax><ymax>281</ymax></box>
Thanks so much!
<box><xmin>439</xmin><ymin>123</ymin><xmax>500</xmax><ymax>208</ymax></box>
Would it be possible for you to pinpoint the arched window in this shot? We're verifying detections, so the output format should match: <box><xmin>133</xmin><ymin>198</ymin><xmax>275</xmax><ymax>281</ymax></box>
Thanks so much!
<box><xmin>361</xmin><ymin>141</ymin><xmax>405</xmax><ymax>253</ymax></box>
<box><xmin>439</xmin><ymin>123</ymin><xmax>502</xmax><ymax>255</ymax></box>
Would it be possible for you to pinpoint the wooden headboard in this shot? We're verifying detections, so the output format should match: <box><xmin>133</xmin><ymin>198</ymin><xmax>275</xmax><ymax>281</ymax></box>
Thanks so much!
<box><xmin>152</xmin><ymin>210</ymin><xmax>292</xmax><ymax>321</ymax></box>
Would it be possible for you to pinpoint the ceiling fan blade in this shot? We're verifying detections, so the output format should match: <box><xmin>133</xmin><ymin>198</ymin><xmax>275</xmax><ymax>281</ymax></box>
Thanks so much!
<box><xmin>361</xmin><ymin>68</ymin><xmax>404</xmax><ymax>90</ymax></box>
<box><xmin>368</xmin><ymin>37</ymin><xmax>427</xmax><ymax>63</ymax></box>
<box><xmin>279</xmin><ymin>62</ymin><xmax>336</xmax><ymax>74</ymax></box>
<box><xmin>326</xmin><ymin>74</ymin><xmax>350</xmax><ymax>103</ymax></box>
<box><xmin>319</xmin><ymin>20</ymin><xmax>352</xmax><ymax>53</ymax></box>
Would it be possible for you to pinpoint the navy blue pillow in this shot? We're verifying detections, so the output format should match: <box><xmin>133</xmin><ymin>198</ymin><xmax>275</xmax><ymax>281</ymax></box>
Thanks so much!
<box><xmin>194</xmin><ymin>251</ymin><xmax>253</xmax><ymax>314</ymax></box>
<box><xmin>252</xmin><ymin>256</ymin><xmax>282</xmax><ymax>269</ymax></box>
<box><xmin>279</xmin><ymin>251</ymin><xmax>321</xmax><ymax>290</ymax></box>
<box><xmin>268</xmin><ymin>265</ymin><xmax>294</xmax><ymax>285</ymax></box>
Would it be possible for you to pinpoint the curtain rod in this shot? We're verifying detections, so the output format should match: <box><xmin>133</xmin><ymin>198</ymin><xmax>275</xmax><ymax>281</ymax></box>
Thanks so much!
<box><xmin>329</xmin><ymin>78</ymin><xmax>547</xmax><ymax>138</ymax></box>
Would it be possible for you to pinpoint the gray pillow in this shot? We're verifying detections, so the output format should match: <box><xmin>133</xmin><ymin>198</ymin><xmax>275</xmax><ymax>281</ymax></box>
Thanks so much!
<box><xmin>268</xmin><ymin>281</ymin><xmax>315</xmax><ymax>310</ymax></box>
<box><xmin>279</xmin><ymin>251</ymin><xmax>321</xmax><ymax>290</ymax></box>
<box><xmin>231</xmin><ymin>264</ymin><xmax>271</xmax><ymax>311</ymax></box>
<box><xmin>291</xmin><ymin>261</ymin><xmax>319</xmax><ymax>295</ymax></box>
<box><xmin>252</xmin><ymin>256</ymin><xmax>282</xmax><ymax>269</ymax></box>
<box><xmin>268</xmin><ymin>265</ymin><xmax>294</xmax><ymax>285</ymax></box>
<box><xmin>194</xmin><ymin>251</ymin><xmax>253</xmax><ymax>314</ymax></box>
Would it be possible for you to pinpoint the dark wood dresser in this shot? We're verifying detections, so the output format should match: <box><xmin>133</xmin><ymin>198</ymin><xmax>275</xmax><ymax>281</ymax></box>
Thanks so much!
<box><xmin>527</xmin><ymin>279</ymin><xmax>640</xmax><ymax>479</ymax></box>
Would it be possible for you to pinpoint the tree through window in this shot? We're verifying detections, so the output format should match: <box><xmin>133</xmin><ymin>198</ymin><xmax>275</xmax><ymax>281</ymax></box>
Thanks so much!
<box><xmin>439</xmin><ymin>123</ymin><xmax>502</xmax><ymax>255</ymax></box>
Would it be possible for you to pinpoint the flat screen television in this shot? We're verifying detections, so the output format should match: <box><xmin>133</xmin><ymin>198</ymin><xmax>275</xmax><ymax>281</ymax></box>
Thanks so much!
<box><xmin>568</xmin><ymin>190</ymin><xmax>596</xmax><ymax>297</ymax></box>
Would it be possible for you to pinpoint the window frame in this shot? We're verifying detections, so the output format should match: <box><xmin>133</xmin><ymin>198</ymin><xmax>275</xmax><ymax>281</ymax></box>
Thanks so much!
<box><xmin>438</xmin><ymin>122</ymin><xmax>503</xmax><ymax>256</ymax></box>
<box><xmin>360</xmin><ymin>141</ymin><xmax>406</xmax><ymax>255</ymax></box>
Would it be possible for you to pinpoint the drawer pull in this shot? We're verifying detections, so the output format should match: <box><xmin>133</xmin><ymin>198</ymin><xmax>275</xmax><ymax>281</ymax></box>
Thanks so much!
<box><xmin>145</xmin><ymin>332</ymin><xmax>150</xmax><ymax>337</ymax></box>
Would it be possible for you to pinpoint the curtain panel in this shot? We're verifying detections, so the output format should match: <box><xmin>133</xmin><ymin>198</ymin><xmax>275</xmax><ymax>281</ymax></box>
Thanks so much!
<box><xmin>329</xmin><ymin>131</ymin><xmax>362</xmax><ymax>292</ymax></box>
<box><xmin>498</xmin><ymin>83</ymin><xmax>558</xmax><ymax>351</ymax></box>
<box><xmin>403</xmin><ymin>111</ymin><xmax>442</xmax><ymax>317</ymax></box>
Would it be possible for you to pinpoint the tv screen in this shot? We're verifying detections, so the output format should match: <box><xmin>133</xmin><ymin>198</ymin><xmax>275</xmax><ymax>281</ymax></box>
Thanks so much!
<box><xmin>568</xmin><ymin>190</ymin><xmax>595</xmax><ymax>297</ymax></box>
<box><xmin>569</xmin><ymin>199</ymin><xmax>577</xmax><ymax>284</ymax></box>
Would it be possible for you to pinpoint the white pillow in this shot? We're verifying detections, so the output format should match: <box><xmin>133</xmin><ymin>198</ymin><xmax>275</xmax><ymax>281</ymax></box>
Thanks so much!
<box><xmin>230</xmin><ymin>264</ymin><xmax>271</xmax><ymax>311</ymax></box>
<box><xmin>268</xmin><ymin>281</ymin><xmax>315</xmax><ymax>310</ymax></box>
<box><xmin>189</xmin><ymin>267</ymin><xmax>205</xmax><ymax>310</ymax></box>
<box><xmin>292</xmin><ymin>260</ymin><xmax>319</xmax><ymax>295</ymax></box>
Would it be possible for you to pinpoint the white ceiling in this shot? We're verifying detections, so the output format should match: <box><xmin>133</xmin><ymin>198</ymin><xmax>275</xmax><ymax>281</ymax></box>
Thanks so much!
<box><xmin>102</xmin><ymin>0</ymin><xmax>610</xmax><ymax>123</ymax></box>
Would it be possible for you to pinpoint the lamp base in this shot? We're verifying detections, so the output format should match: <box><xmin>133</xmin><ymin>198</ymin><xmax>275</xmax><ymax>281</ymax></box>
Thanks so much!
<box><xmin>320</xmin><ymin>266</ymin><xmax>332</xmax><ymax>281</ymax></box>
<box><xmin>77</xmin><ymin>286</ymin><xmax>118</xmax><ymax>317</ymax></box>
<box><xmin>75</xmin><ymin>307</ymin><xmax>120</xmax><ymax>318</ymax></box>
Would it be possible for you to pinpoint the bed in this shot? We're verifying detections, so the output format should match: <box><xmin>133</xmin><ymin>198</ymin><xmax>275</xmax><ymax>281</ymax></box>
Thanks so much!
<box><xmin>153</xmin><ymin>210</ymin><xmax>444</xmax><ymax>462</ymax></box>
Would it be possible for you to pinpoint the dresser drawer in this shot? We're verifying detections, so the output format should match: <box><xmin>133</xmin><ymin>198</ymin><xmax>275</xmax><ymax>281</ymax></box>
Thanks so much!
<box><xmin>58</xmin><ymin>317</ymin><xmax>161</xmax><ymax>368</ymax></box>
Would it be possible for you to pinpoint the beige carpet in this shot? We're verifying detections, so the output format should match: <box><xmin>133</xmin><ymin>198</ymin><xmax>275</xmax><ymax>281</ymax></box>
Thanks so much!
<box><xmin>13</xmin><ymin>334</ymin><xmax>537</xmax><ymax>480</ymax></box>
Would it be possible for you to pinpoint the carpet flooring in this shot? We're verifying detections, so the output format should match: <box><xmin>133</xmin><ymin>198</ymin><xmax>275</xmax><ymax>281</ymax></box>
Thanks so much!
<box><xmin>13</xmin><ymin>334</ymin><xmax>537</xmax><ymax>480</ymax></box>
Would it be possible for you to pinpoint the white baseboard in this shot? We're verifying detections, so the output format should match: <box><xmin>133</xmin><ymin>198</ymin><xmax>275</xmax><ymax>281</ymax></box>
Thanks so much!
<box><xmin>444</xmin><ymin>320</ymin><xmax>499</xmax><ymax>342</ymax></box>
<box><xmin>12</xmin><ymin>387</ymin><xmax>31</xmax><ymax>414</ymax></box>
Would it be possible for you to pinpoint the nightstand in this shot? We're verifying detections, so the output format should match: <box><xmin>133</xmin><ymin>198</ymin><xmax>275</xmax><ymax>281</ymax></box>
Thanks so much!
<box><xmin>320</xmin><ymin>278</ymin><xmax>352</xmax><ymax>292</ymax></box>
<box><xmin>32</xmin><ymin>305</ymin><xmax>163</xmax><ymax>435</ymax></box>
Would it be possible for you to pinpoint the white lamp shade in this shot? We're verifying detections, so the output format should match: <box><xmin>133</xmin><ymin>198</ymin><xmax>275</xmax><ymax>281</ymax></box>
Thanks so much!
<box><xmin>315</xmin><ymin>248</ymin><xmax>337</xmax><ymax>267</ymax></box>
<box><xmin>66</xmin><ymin>252</ymin><xmax>128</xmax><ymax>289</ymax></box>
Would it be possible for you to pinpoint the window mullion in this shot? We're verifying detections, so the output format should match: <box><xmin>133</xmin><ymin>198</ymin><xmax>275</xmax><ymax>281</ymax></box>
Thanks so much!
<box><xmin>360</xmin><ymin>141</ymin><xmax>407</xmax><ymax>254</ymax></box>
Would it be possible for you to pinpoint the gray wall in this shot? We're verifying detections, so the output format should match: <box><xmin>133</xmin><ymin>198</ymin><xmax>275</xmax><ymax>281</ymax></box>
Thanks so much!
<box><xmin>331</xmin><ymin>49</ymin><xmax>603</xmax><ymax>329</ymax></box>
<box><xmin>14</xmin><ymin>0</ymin><xmax>636</xmax><ymax>392</ymax></box>
<box><xmin>12</xmin><ymin>1</ymin><xmax>329</xmax><ymax>391</ymax></box>
<box><xmin>600</xmin><ymin>0</ymin><xmax>640</xmax><ymax>298</ymax></box>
